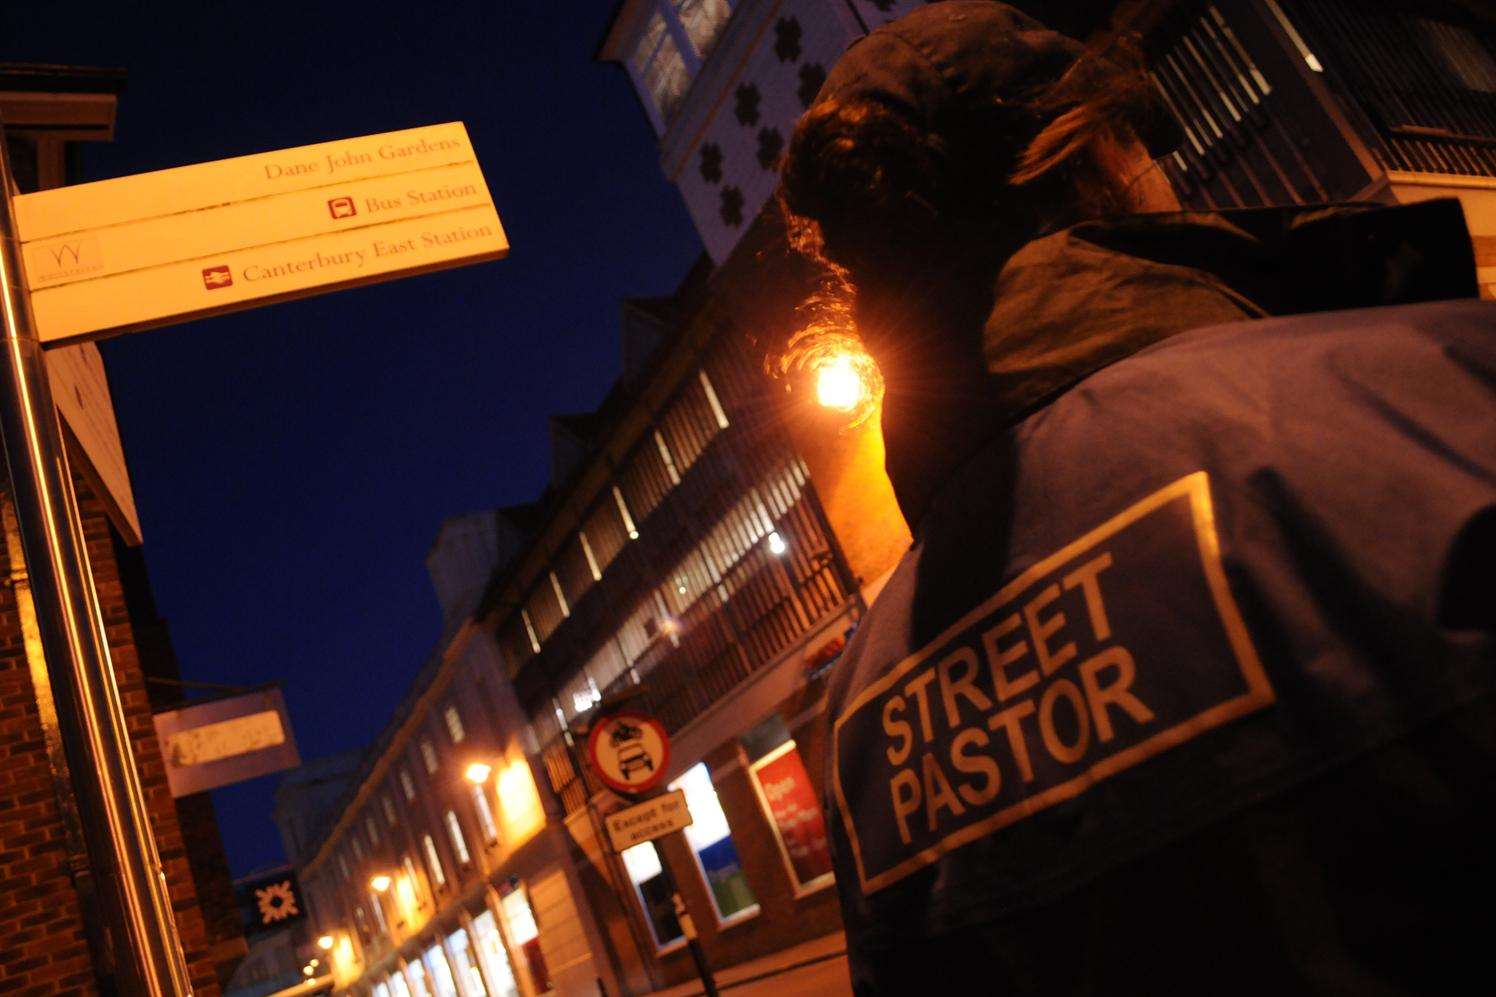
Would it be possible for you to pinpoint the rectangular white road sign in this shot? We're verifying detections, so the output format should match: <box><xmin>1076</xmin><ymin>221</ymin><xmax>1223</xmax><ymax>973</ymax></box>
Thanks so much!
<box><xmin>14</xmin><ymin>122</ymin><xmax>507</xmax><ymax>345</ymax></box>
<box><xmin>605</xmin><ymin>790</ymin><xmax>693</xmax><ymax>852</ymax></box>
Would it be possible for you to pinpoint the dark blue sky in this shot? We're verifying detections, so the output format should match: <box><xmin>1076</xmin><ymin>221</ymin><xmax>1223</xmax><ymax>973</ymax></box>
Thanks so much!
<box><xmin>2</xmin><ymin>2</ymin><xmax>701</xmax><ymax>876</ymax></box>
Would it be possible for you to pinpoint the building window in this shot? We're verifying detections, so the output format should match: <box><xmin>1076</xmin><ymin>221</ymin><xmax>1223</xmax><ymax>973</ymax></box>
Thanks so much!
<box><xmin>386</xmin><ymin>974</ymin><xmax>413</xmax><ymax>997</ymax></box>
<box><xmin>405</xmin><ymin>958</ymin><xmax>433</xmax><ymax>997</ymax></box>
<box><xmin>369</xmin><ymin>888</ymin><xmax>389</xmax><ymax>934</ymax></box>
<box><xmin>383</xmin><ymin>794</ymin><xmax>398</xmax><ymax>826</ymax></box>
<box><xmin>444</xmin><ymin>704</ymin><xmax>466</xmax><ymax>744</ymax></box>
<box><xmin>400</xmin><ymin>767</ymin><xmax>417</xmax><ymax>801</ymax></box>
<box><xmin>671</xmin><ymin>763</ymin><xmax>758</xmax><ymax>922</ymax></box>
<box><xmin>445</xmin><ymin>810</ymin><xmax>471</xmax><ymax>866</ymax></box>
<box><xmin>424</xmin><ymin>943</ymin><xmax>461</xmax><ymax>997</ymax></box>
<box><xmin>621</xmin><ymin>842</ymin><xmax>683</xmax><ymax>947</ymax></box>
<box><xmin>500</xmin><ymin>887</ymin><xmax>552</xmax><ymax>992</ymax></box>
<box><xmin>366</xmin><ymin>815</ymin><xmax>381</xmax><ymax>846</ymax></box>
<box><xmin>472</xmin><ymin>910</ymin><xmax>522</xmax><ymax>997</ymax></box>
<box><xmin>423</xmin><ymin>833</ymin><xmax>447</xmax><ymax>888</ymax></box>
<box><xmin>748</xmin><ymin>739</ymin><xmax>834</xmax><ymax>895</ymax></box>
<box><xmin>402</xmin><ymin>854</ymin><xmax>424</xmax><ymax>904</ymax></box>
<box><xmin>626</xmin><ymin>2</ymin><xmax>735</xmax><ymax>131</ymax></box>
<box><xmin>421</xmin><ymin>739</ymin><xmax>439</xmax><ymax>774</ymax></box>
<box><xmin>446</xmin><ymin>927</ymin><xmax>491</xmax><ymax>997</ymax></box>
<box><xmin>473</xmin><ymin>785</ymin><xmax>499</xmax><ymax>844</ymax></box>
<box><xmin>352</xmin><ymin>835</ymin><xmax>366</xmax><ymax>862</ymax></box>
<box><xmin>337</xmin><ymin>852</ymin><xmax>351</xmax><ymax>882</ymax></box>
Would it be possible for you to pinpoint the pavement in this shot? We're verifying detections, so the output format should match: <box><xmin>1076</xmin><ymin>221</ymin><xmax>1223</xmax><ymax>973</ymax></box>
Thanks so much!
<box><xmin>647</xmin><ymin>931</ymin><xmax>852</xmax><ymax>997</ymax></box>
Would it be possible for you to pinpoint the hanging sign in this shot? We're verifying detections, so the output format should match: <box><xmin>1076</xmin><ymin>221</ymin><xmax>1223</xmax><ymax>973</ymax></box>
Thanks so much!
<box><xmin>605</xmin><ymin>789</ymin><xmax>693</xmax><ymax>851</ymax></box>
<box><xmin>152</xmin><ymin>687</ymin><xmax>300</xmax><ymax>797</ymax></box>
<box><xmin>586</xmin><ymin>711</ymin><xmax>671</xmax><ymax>795</ymax></box>
<box><xmin>13</xmin><ymin>121</ymin><xmax>507</xmax><ymax>346</ymax></box>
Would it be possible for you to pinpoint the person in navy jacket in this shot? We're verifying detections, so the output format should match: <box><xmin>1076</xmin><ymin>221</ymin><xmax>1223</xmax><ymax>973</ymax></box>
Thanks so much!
<box><xmin>778</xmin><ymin>3</ymin><xmax>1495</xmax><ymax>993</ymax></box>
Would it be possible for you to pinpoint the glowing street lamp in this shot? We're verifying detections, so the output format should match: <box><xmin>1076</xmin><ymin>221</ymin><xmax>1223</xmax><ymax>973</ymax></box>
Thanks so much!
<box><xmin>316</xmin><ymin>934</ymin><xmax>335</xmax><ymax>951</ymax></box>
<box><xmin>464</xmin><ymin>761</ymin><xmax>493</xmax><ymax>785</ymax></box>
<box><xmin>766</xmin><ymin>531</ymin><xmax>788</xmax><ymax>556</ymax></box>
<box><xmin>370</xmin><ymin>874</ymin><xmax>392</xmax><ymax>893</ymax></box>
<box><xmin>815</xmin><ymin>354</ymin><xmax>866</xmax><ymax>412</ymax></box>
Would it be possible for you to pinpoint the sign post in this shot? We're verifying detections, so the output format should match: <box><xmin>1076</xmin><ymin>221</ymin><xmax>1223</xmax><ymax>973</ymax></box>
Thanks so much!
<box><xmin>0</xmin><ymin>119</ymin><xmax>508</xmax><ymax>995</ymax></box>
<box><xmin>586</xmin><ymin>711</ymin><xmax>719</xmax><ymax>997</ymax></box>
<box><xmin>0</xmin><ymin>122</ymin><xmax>193</xmax><ymax>995</ymax></box>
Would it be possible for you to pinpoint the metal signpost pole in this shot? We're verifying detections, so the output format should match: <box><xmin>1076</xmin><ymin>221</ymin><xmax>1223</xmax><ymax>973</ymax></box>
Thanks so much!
<box><xmin>0</xmin><ymin>123</ymin><xmax>193</xmax><ymax>995</ymax></box>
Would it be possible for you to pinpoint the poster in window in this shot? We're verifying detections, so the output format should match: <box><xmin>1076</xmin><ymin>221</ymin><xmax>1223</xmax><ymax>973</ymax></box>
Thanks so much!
<box><xmin>749</xmin><ymin>741</ymin><xmax>834</xmax><ymax>893</ymax></box>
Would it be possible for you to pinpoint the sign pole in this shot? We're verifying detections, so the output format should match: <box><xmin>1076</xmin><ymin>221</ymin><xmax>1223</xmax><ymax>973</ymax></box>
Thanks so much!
<box><xmin>0</xmin><ymin>122</ymin><xmax>193</xmax><ymax>995</ymax></box>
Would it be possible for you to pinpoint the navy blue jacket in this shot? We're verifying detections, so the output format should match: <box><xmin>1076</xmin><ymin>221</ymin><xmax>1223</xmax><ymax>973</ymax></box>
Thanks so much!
<box><xmin>826</xmin><ymin>209</ymin><xmax>1496</xmax><ymax>994</ymax></box>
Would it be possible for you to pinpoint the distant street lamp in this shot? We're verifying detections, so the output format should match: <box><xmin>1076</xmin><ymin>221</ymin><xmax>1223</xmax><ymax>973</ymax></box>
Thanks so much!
<box><xmin>370</xmin><ymin>874</ymin><xmax>392</xmax><ymax>893</ymax></box>
<box><xmin>464</xmin><ymin>761</ymin><xmax>493</xmax><ymax>785</ymax></box>
<box><xmin>316</xmin><ymin>934</ymin><xmax>335</xmax><ymax>951</ymax></box>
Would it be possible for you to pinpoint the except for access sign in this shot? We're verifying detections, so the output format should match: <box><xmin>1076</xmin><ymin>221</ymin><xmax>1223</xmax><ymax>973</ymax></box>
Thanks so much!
<box><xmin>587</xmin><ymin>711</ymin><xmax>671</xmax><ymax>795</ymax></box>
<box><xmin>14</xmin><ymin>122</ymin><xmax>507</xmax><ymax>346</ymax></box>
<box><xmin>605</xmin><ymin>790</ymin><xmax>693</xmax><ymax>852</ymax></box>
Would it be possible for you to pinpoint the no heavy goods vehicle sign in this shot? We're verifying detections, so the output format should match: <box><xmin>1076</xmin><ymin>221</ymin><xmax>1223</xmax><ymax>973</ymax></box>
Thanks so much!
<box><xmin>587</xmin><ymin>711</ymin><xmax>672</xmax><ymax>796</ymax></box>
<box><xmin>13</xmin><ymin>122</ymin><xmax>507</xmax><ymax>345</ymax></box>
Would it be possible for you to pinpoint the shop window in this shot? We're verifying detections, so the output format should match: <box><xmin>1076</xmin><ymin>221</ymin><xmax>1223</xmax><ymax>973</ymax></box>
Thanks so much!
<box><xmin>621</xmin><ymin>841</ymin><xmax>683</xmax><ymax>948</ymax></box>
<box><xmin>472</xmin><ymin>909</ymin><xmax>522</xmax><ymax>997</ymax></box>
<box><xmin>424</xmin><ymin>943</ymin><xmax>461</xmax><ymax>997</ymax></box>
<box><xmin>445</xmin><ymin>927</ymin><xmax>488</xmax><ymax>997</ymax></box>
<box><xmin>748</xmin><ymin>738</ymin><xmax>834</xmax><ymax>895</ymax></box>
<box><xmin>473</xmin><ymin>786</ymin><xmax>499</xmax><ymax>844</ymax></box>
<box><xmin>446</xmin><ymin>810</ymin><xmax>472</xmax><ymax>866</ymax></box>
<box><xmin>423</xmin><ymin>833</ymin><xmax>447</xmax><ymax>888</ymax></box>
<box><xmin>500</xmin><ymin>886</ymin><xmax>553</xmax><ymax>993</ymax></box>
<box><xmin>671</xmin><ymin>763</ymin><xmax>759</xmax><ymax>922</ymax></box>
<box><xmin>421</xmin><ymin>739</ymin><xmax>440</xmax><ymax>774</ymax></box>
<box><xmin>444</xmin><ymin>704</ymin><xmax>467</xmax><ymax>744</ymax></box>
<box><xmin>406</xmin><ymin>959</ymin><xmax>434</xmax><ymax>997</ymax></box>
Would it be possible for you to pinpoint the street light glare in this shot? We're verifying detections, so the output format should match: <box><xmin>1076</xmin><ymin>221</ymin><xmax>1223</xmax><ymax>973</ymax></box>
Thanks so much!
<box><xmin>465</xmin><ymin>761</ymin><xmax>493</xmax><ymax>784</ymax></box>
<box><xmin>370</xmin><ymin>874</ymin><xmax>392</xmax><ymax>892</ymax></box>
<box><xmin>816</xmin><ymin>354</ymin><xmax>866</xmax><ymax>412</ymax></box>
<box><xmin>316</xmin><ymin>934</ymin><xmax>335</xmax><ymax>951</ymax></box>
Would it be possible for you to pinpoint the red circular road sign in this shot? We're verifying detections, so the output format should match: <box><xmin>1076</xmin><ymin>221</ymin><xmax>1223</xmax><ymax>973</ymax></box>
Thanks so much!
<box><xmin>587</xmin><ymin>711</ymin><xmax>671</xmax><ymax>795</ymax></box>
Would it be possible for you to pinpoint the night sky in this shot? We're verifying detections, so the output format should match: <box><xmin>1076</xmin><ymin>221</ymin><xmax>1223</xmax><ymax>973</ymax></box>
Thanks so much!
<box><xmin>2</xmin><ymin>2</ymin><xmax>701</xmax><ymax>877</ymax></box>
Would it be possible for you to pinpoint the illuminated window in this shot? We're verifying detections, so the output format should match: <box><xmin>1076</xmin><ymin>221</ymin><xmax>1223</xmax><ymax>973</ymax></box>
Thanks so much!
<box><xmin>351</xmin><ymin>835</ymin><xmax>365</xmax><ymax>862</ymax></box>
<box><xmin>446</xmin><ymin>927</ymin><xmax>490</xmax><ymax>997</ymax></box>
<box><xmin>387</xmin><ymin>974</ymin><xmax>413</xmax><ymax>997</ymax></box>
<box><xmin>671</xmin><ymin>763</ymin><xmax>758</xmax><ymax>922</ymax></box>
<box><xmin>422</xmin><ymin>834</ymin><xmax>446</xmax><ymax>888</ymax></box>
<box><xmin>621</xmin><ymin>842</ymin><xmax>683</xmax><ymax>947</ymax></box>
<box><xmin>473</xmin><ymin>786</ymin><xmax>499</xmax><ymax>844</ymax></box>
<box><xmin>383</xmin><ymin>794</ymin><xmax>398</xmax><ymax>827</ymax></box>
<box><xmin>365</xmin><ymin>815</ymin><xmax>380</xmax><ymax>846</ymax></box>
<box><xmin>402</xmin><ymin>854</ymin><xmax>424</xmax><ymax>902</ymax></box>
<box><xmin>500</xmin><ymin>888</ymin><xmax>552</xmax><ymax>991</ymax></box>
<box><xmin>444</xmin><ymin>705</ymin><xmax>466</xmax><ymax>744</ymax></box>
<box><xmin>369</xmin><ymin>888</ymin><xmax>388</xmax><ymax>934</ymax></box>
<box><xmin>337</xmin><ymin>852</ymin><xmax>350</xmax><ymax>882</ymax></box>
<box><xmin>472</xmin><ymin>910</ymin><xmax>522</xmax><ymax>997</ymax></box>
<box><xmin>625</xmin><ymin>2</ymin><xmax>734</xmax><ymax>132</ymax></box>
<box><xmin>445</xmin><ymin>810</ymin><xmax>471</xmax><ymax>866</ymax></box>
<box><xmin>400</xmin><ymin>768</ymin><xmax>417</xmax><ymax>801</ymax></box>
<box><xmin>421</xmin><ymin>739</ymin><xmax>439</xmax><ymax>774</ymax></box>
<box><xmin>405</xmin><ymin>959</ymin><xmax>433</xmax><ymax>997</ymax></box>
<box><xmin>424</xmin><ymin>943</ymin><xmax>460</xmax><ymax>997</ymax></box>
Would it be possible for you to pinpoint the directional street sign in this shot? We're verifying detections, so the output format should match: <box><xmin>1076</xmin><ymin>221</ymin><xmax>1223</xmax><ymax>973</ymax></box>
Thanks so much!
<box><xmin>13</xmin><ymin>122</ymin><xmax>507</xmax><ymax>345</ymax></box>
<box><xmin>604</xmin><ymin>789</ymin><xmax>693</xmax><ymax>852</ymax></box>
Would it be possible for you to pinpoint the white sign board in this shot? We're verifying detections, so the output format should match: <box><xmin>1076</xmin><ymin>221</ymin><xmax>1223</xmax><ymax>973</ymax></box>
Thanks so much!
<box><xmin>605</xmin><ymin>790</ymin><xmax>693</xmax><ymax>852</ymax></box>
<box><xmin>152</xmin><ymin>687</ymin><xmax>300</xmax><ymax>797</ymax></box>
<box><xmin>13</xmin><ymin>122</ymin><xmax>507</xmax><ymax>345</ymax></box>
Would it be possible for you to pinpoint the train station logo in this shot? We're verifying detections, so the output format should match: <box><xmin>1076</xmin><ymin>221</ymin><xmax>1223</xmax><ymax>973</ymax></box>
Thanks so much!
<box><xmin>201</xmin><ymin>265</ymin><xmax>233</xmax><ymax>290</ymax></box>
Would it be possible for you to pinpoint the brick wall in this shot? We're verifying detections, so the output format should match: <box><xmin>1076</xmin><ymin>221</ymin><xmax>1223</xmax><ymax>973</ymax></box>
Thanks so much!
<box><xmin>0</xmin><ymin>476</ymin><xmax>229</xmax><ymax>995</ymax></box>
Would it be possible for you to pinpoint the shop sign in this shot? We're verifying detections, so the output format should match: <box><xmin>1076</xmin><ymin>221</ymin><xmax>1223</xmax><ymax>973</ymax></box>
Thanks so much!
<box><xmin>14</xmin><ymin>121</ymin><xmax>507</xmax><ymax>345</ymax></box>
<box><xmin>604</xmin><ymin>789</ymin><xmax>693</xmax><ymax>852</ymax></box>
<box><xmin>587</xmin><ymin>711</ymin><xmax>670</xmax><ymax>795</ymax></box>
<box><xmin>749</xmin><ymin>740</ymin><xmax>834</xmax><ymax>893</ymax></box>
<box><xmin>152</xmin><ymin>687</ymin><xmax>299</xmax><ymax>797</ymax></box>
